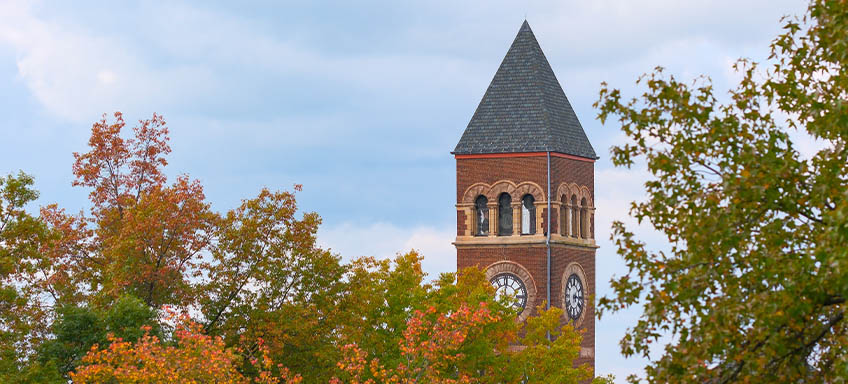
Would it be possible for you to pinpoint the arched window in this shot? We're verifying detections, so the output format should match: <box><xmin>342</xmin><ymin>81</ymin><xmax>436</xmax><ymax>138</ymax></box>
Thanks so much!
<box><xmin>498</xmin><ymin>193</ymin><xmax>512</xmax><ymax>236</ymax></box>
<box><xmin>474</xmin><ymin>195</ymin><xmax>488</xmax><ymax>236</ymax></box>
<box><xmin>580</xmin><ymin>197</ymin><xmax>589</xmax><ymax>239</ymax></box>
<box><xmin>570</xmin><ymin>195</ymin><xmax>579</xmax><ymax>237</ymax></box>
<box><xmin>521</xmin><ymin>194</ymin><xmax>535</xmax><ymax>235</ymax></box>
<box><xmin>560</xmin><ymin>195</ymin><xmax>569</xmax><ymax>236</ymax></box>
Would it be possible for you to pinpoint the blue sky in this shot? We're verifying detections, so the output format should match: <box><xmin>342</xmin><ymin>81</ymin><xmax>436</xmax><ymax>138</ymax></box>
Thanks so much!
<box><xmin>0</xmin><ymin>0</ymin><xmax>808</xmax><ymax>381</ymax></box>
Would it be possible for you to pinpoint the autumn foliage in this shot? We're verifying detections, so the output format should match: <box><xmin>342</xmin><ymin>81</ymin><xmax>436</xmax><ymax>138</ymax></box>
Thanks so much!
<box><xmin>329</xmin><ymin>265</ymin><xmax>601</xmax><ymax>384</ymax></box>
<box><xmin>71</xmin><ymin>314</ymin><xmax>301</xmax><ymax>384</ymax></box>
<box><xmin>595</xmin><ymin>0</ymin><xmax>848</xmax><ymax>381</ymax></box>
<box><xmin>0</xmin><ymin>112</ymin><xmax>604</xmax><ymax>383</ymax></box>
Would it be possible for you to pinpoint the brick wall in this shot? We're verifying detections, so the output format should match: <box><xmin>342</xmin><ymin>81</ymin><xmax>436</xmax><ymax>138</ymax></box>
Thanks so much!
<box><xmin>550</xmin><ymin>156</ymin><xmax>595</xmax><ymax>238</ymax></box>
<box><xmin>455</xmin><ymin>153</ymin><xmax>597</xmax><ymax>369</ymax></box>
<box><xmin>457</xmin><ymin>245</ymin><xmax>595</xmax><ymax>368</ymax></box>
<box><xmin>456</xmin><ymin>156</ymin><xmax>594</xmax><ymax>236</ymax></box>
<box><xmin>457</xmin><ymin>210</ymin><xmax>467</xmax><ymax>236</ymax></box>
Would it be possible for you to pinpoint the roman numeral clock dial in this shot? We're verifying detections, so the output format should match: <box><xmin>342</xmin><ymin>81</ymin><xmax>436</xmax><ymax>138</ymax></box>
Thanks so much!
<box><xmin>490</xmin><ymin>273</ymin><xmax>528</xmax><ymax>314</ymax></box>
<box><xmin>565</xmin><ymin>273</ymin><xmax>584</xmax><ymax>320</ymax></box>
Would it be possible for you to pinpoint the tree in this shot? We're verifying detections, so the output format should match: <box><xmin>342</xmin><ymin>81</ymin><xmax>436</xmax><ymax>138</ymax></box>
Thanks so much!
<box><xmin>331</xmin><ymin>302</ymin><xmax>503</xmax><ymax>384</ymax></box>
<box><xmin>28</xmin><ymin>112</ymin><xmax>337</xmax><ymax>380</ymax></box>
<box><xmin>71</xmin><ymin>314</ymin><xmax>302</xmax><ymax>384</ymax></box>
<box><xmin>595</xmin><ymin>0</ymin><xmax>848</xmax><ymax>382</ymax></box>
<box><xmin>3</xmin><ymin>112</ymin><xmax>608</xmax><ymax>382</ymax></box>
<box><xmin>332</xmin><ymin>262</ymin><xmax>606</xmax><ymax>384</ymax></box>
<box><xmin>0</xmin><ymin>172</ymin><xmax>54</xmax><ymax>382</ymax></box>
<box><xmin>513</xmin><ymin>307</ymin><xmax>600</xmax><ymax>384</ymax></box>
<box><xmin>37</xmin><ymin>295</ymin><xmax>159</xmax><ymax>379</ymax></box>
<box><xmin>45</xmin><ymin>112</ymin><xmax>218</xmax><ymax>309</ymax></box>
<box><xmin>334</xmin><ymin>251</ymin><xmax>431</xmax><ymax>372</ymax></box>
<box><xmin>199</xmin><ymin>187</ymin><xmax>346</xmax><ymax>383</ymax></box>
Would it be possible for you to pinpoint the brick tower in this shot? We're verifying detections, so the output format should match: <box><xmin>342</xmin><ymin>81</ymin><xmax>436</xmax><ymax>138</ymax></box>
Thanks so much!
<box><xmin>453</xmin><ymin>21</ymin><xmax>597</xmax><ymax>367</ymax></box>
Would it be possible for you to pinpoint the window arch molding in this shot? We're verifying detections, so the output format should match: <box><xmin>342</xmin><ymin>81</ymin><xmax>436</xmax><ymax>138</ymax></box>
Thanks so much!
<box><xmin>578</xmin><ymin>186</ymin><xmax>593</xmax><ymax>207</ymax></box>
<box><xmin>556</xmin><ymin>182</ymin><xmax>595</xmax><ymax>239</ymax></box>
<box><xmin>459</xmin><ymin>181</ymin><xmax>547</xmax><ymax>237</ymax></box>
<box><xmin>487</xmin><ymin>180</ymin><xmax>517</xmax><ymax>201</ymax></box>
<box><xmin>513</xmin><ymin>181</ymin><xmax>544</xmax><ymax>203</ymax></box>
<box><xmin>461</xmin><ymin>182</ymin><xmax>496</xmax><ymax>204</ymax></box>
<box><xmin>556</xmin><ymin>183</ymin><xmax>593</xmax><ymax>208</ymax></box>
<box><xmin>461</xmin><ymin>180</ymin><xmax>546</xmax><ymax>205</ymax></box>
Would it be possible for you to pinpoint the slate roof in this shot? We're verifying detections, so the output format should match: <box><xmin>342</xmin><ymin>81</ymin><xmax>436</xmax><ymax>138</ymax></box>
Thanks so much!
<box><xmin>452</xmin><ymin>21</ymin><xmax>597</xmax><ymax>159</ymax></box>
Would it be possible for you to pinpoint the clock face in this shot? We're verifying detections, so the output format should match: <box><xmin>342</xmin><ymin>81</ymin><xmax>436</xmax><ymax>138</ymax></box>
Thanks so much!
<box><xmin>565</xmin><ymin>273</ymin><xmax>584</xmax><ymax>320</ymax></box>
<box><xmin>490</xmin><ymin>273</ymin><xmax>527</xmax><ymax>314</ymax></box>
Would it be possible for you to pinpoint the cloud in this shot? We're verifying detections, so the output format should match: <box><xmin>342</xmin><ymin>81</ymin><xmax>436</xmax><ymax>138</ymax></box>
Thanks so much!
<box><xmin>0</xmin><ymin>1</ymin><xmax>219</xmax><ymax>123</ymax></box>
<box><xmin>0</xmin><ymin>2</ymin><xmax>811</xmax><ymax>383</ymax></box>
<box><xmin>0</xmin><ymin>0</ymin><xmax>487</xmax><ymax>125</ymax></box>
<box><xmin>317</xmin><ymin>221</ymin><xmax>456</xmax><ymax>279</ymax></box>
<box><xmin>535</xmin><ymin>0</ymin><xmax>804</xmax><ymax>63</ymax></box>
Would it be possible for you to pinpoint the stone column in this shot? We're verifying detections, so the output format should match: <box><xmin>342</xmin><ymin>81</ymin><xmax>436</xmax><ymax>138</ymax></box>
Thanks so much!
<box><xmin>580</xmin><ymin>207</ymin><xmax>588</xmax><ymax>239</ymax></box>
<box><xmin>511</xmin><ymin>201</ymin><xmax>521</xmax><ymax>235</ymax></box>
<box><xmin>488</xmin><ymin>203</ymin><xmax>498</xmax><ymax>236</ymax></box>
<box><xmin>535</xmin><ymin>202</ymin><xmax>545</xmax><ymax>235</ymax></box>
<box><xmin>589</xmin><ymin>207</ymin><xmax>596</xmax><ymax>239</ymax></box>
<box><xmin>460</xmin><ymin>205</ymin><xmax>473</xmax><ymax>236</ymax></box>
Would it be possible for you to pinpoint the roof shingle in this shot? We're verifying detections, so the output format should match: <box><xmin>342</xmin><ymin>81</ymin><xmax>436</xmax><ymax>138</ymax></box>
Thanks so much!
<box><xmin>452</xmin><ymin>21</ymin><xmax>597</xmax><ymax>159</ymax></box>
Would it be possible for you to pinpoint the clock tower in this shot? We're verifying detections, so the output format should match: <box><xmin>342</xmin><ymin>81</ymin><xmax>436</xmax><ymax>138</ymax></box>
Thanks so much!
<box><xmin>453</xmin><ymin>21</ymin><xmax>597</xmax><ymax>367</ymax></box>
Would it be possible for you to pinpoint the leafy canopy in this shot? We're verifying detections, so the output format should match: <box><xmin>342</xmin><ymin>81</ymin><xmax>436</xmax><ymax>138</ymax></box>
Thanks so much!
<box><xmin>2</xmin><ymin>112</ymin><xmax>610</xmax><ymax>383</ymax></box>
<box><xmin>0</xmin><ymin>172</ymin><xmax>54</xmax><ymax>382</ymax></box>
<box><xmin>70</xmin><ymin>313</ymin><xmax>302</xmax><ymax>384</ymax></box>
<box><xmin>330</xmin><ymin>263</ymin><xmax>605</xmax><ymax>384</ymax></box>
<box><xmin>596</xmin><ymin>0</ymin><xmax>848</xmax><ymax>382</ymax></box>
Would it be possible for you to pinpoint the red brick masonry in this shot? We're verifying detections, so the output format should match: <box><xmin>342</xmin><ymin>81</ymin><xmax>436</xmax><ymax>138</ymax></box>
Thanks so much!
<box><xmin>455</xmin><ymin>154</ymin><xmax>596</xmax><ymax>368</ymax></box>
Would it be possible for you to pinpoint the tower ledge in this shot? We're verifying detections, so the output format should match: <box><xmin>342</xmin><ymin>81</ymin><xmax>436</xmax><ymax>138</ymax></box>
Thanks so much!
<box><xmin>454</xmin><ymin>235</ymin><xmax>598</xmax><ymax>249</ymax></box>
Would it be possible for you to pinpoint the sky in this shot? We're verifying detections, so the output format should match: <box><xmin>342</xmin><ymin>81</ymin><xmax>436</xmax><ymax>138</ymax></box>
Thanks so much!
<box><xmin>0</xmin><ymin>0</ymin><xmax>809</xmax><ymax>381</ymax></box>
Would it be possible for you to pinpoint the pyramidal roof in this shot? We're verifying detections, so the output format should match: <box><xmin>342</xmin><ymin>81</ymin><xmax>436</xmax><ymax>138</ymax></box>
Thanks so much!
<box><xmin>453</xmin><ymin>21</ymin><xmax>597</xmax><ymax>159</ymax></box>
